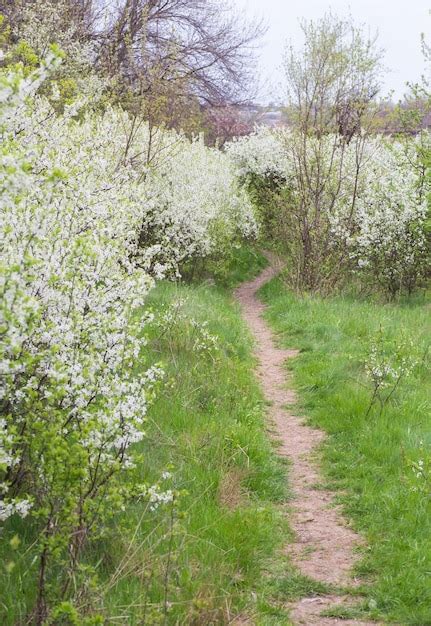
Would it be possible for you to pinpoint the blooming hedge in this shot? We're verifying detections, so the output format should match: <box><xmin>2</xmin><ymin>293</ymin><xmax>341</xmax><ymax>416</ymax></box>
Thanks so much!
<box><xmin>0</xmin><ymin>52</ymin><xmax>256</xmax><ymax>621</ymax></box>
<box><xmin>227</xmin><ymin>127</ymin><xmax>430</xmax><ymax>294</ymax></box>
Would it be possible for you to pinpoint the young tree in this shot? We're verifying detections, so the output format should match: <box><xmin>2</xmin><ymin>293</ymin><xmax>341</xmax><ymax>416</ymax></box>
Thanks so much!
<box><xmin>281</xmin><ymin>12</ymin><xmax>383</xmax><ymax>290</ymax></box>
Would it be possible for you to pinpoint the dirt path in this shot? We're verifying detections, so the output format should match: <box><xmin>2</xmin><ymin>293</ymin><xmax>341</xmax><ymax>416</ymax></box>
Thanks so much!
<box><xmin>235</xmin><ymin>260</ymin><xmax>378</xmax><ymax>626</ymax></box>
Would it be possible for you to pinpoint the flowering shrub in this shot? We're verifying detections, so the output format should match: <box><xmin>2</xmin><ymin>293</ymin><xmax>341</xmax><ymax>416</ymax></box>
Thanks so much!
<box><xmin>225</xmin><ymin>128</ymin><xmax>291</xmax><ymax>246</ymax></box>
<box><xmin>1</xmin><ymin>52</ymin><xmax>158</xmax><ymax>621</ymax></box>
<box><xmin>363</xmin><ymin>331</ymin><xmax>417</xmax><ymax>418</ymax></box>
<box><xmin>226</xmin><ymin>126</ymin><xmax>288</xmax><ymax>179</ymax></box>
<box><xmin>142</xmin><ymin>133</ymin><xmax>257</xmax><ymax>276</ymax></box>
<box><xmin>0</xmin><ymin>53</ymin><xmax>255</xmax><ymax>622</ymax></box>
<box><xmin>227</xmin><ymin>127</ymin><xmax>430</xmax><ymax>295</ymax></box>
<box><xmin>343</xmin><ymin>140</ymin><xmax>429</xmax><ymax>295</ymax></box>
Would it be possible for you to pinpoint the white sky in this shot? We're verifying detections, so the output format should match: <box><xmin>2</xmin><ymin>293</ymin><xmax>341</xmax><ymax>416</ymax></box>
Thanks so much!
<box><xmin>234</xmin><ymin>0</ymin><xmax>431</xmax><ymax>104</ymax></box>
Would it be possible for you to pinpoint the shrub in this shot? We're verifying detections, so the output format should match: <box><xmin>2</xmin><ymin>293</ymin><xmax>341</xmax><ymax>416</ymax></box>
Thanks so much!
<box><xmin>0</xmin><ymin>53</ymin><xmax>255</xmax><ymax>622</ymax></box>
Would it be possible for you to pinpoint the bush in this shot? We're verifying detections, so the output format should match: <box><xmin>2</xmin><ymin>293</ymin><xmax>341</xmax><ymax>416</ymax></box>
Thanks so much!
<box><xmin>227</xmin><ymin>128</ymin><xmax>430</xmax><ymax>296</ymax></box>
<box><xmin>0</xmin><ymin>53</ymin><xmax>256</xmax><ymax>623</ymax></box>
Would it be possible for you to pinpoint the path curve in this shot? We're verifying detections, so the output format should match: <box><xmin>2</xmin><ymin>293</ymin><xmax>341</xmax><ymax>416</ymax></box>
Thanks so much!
<box><xmin>235</xmin><ymin>259</ymin><xmax>378</xmax><ymax>626</ymax></box>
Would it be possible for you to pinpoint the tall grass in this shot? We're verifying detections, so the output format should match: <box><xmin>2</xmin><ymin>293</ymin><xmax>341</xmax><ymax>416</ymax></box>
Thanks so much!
<box><xmin>261</xmin><ymin>278</ymin><xmax>431</xmax><ymax>625</ymax></box>
<box><xmin>103</xmin><ymin>281</ymin><xmax>287</xmax><ymax>623</ymax></box>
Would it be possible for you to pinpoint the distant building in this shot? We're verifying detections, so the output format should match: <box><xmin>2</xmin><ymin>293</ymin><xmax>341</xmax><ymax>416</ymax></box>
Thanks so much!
<box><xmin>237</xmin><ymin>104</ymin><xmax>288</xmax><ymax>128</ymax></box>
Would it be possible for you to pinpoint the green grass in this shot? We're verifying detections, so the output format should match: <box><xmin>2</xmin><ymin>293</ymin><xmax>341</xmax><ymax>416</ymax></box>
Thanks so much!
<box><xmin>260</xmin><ymin>278</ymin><xmax>431</xmax><ymax>625</ymax></box>
<box><xmin>180</xmin><ymin>243</ymin><xmax>269</xmax><ymax>289</ymax></box>
<box><xmin>213</xmin><ymin>245</ymin><xmax>269</xmax><ymax>288</ymax></box>
<box><xmin>101</xmin><ymin>280</ymin><xmax>287</xmax><ymax>623</ymax></box>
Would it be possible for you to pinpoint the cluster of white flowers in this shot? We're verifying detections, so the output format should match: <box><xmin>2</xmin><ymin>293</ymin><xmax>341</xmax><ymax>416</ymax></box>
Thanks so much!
<box><xmin>365</xmin><ymin>341</ymin><xmax>417</xmax><ymax>388</ymax></box>
<box><xmin>142</xmin><ymin>133</ymin><xmax>257</xmax><ymax>274</ymax></box>
<box><xmin>137</xmin><ymin>471</ymin><xmax>174</xmax><ymax>512</ymax></box>
<box><xmin>227</xmin><ymin>127</ymin><xmax>429</xmax><ymax>293</ymax></box>
<box><xmin>412</xmin><ymin>458</ymin><xmax>425</xmax><ymax>481</ymax></box>
<box><xmin>226</xmin><ymin>126</ymin><xmax>289</xmax><ymax>179</ymax></box>
<box><xmin>190</xmin><ymin>320</ymin><xmax>219</xmax><ymax>354</ymax></box>
<box><xmin>0</xmin><ymin>498</ymin><xmax>33</xmax><ymax>523</ymax></box>
<box><xmin>342</xmin><ymin>139</ymin><xmax>429</xmax><ymax>291</ymax></box>
<box><xmin>142</xmin><ymin>485</ymin><xmax>174</xmax><ymax>512</ymax></box>
<box><xmin>0</xmin><ymin>54</ymin><xmax>254</xmax><ymax>528</ymax></box>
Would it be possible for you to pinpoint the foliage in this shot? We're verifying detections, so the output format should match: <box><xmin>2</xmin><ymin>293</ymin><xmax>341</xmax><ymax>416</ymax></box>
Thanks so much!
<box><xmin>1</xmin><ymin>50</ymin><xmax>156</xmax><ymax>624</ymax></box>
<box><xmin>280</xmin><ymin>13</ymin><xmax>383</xmax><ymax>289</ymax></box>
<box><xmin>224</xmin><ymin>14</ymin><xmax>430</xmax><ymax>297</ymax></box>
<box><xmin>283</xmin><ymin>12</ymin><xmax>382</xmax><ymax>137</ymax></box>
<box><xmin>0</xmin><ymin>4</ymin><xmax>105</xmax><ymax>111</ymax></box>
<box><xmin>140</xmin><ymin>130</ymin><xmax>257</xmax><ymax>275</ymax></box>
<box><xmin>344</xmin><ymin>139</ymin><xmax>429</xmax><ymax>295</ymax></box>
<box><xmin>0</xmin><ymin>260</ymin><xmax>289</xmax><ymax>624</ymax></box>
<box><xmin>227</xmin><ymin>14</ymin><xmax>429</xmax><ymax>296</ymax></box>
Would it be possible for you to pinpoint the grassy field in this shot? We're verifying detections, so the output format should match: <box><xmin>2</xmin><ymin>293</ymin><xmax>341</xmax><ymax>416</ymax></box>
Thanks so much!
<box><xmin>260</xmin><ymin>278</ymin><xmax>431</xmax><ymax>625</ymax></box>
<box><xmin>95</xmin><ymin>248</ymin><xmax>343</xmax><ymax>624</ymax></box>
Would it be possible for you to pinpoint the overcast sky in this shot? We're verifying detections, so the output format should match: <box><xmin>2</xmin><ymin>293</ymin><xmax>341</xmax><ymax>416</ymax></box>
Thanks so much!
<box><xmin>234</xmin><ymin>0</ymin><xmax>431</xmax><ymax>104</ymax></box>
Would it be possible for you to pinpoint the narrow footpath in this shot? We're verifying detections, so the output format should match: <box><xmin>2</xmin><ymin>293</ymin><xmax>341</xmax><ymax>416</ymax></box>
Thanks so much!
<box><xmin>235</xmin><ymin>260</ymin><xmax>380</xmax><ymax>626</ymax></box>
